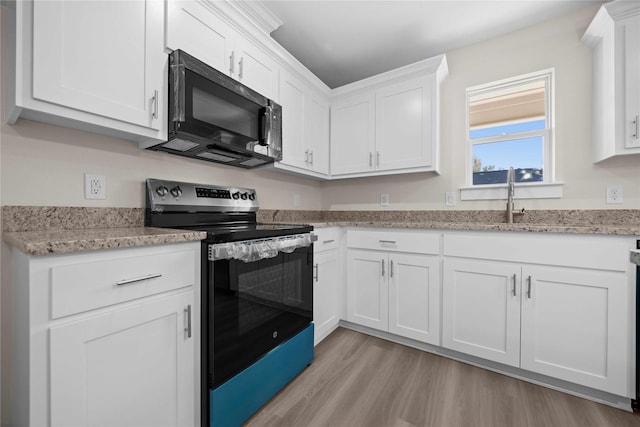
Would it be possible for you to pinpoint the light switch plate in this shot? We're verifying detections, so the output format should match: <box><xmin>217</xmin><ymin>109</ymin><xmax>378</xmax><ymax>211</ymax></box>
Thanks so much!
<box><xmin>294</xmin><ymin>194</ymin><xmax>301</xmax><ymax>207</ymax></box>
<box><xmin>380</xmin><ymin>193</ymin><xmax>389</xmax><ymax>206</ymax></box>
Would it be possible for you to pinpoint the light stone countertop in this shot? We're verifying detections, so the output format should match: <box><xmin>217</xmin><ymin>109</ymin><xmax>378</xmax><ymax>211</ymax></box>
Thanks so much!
<box><xmin>3</xmin><ymin>227</ymin><xmax>207</xmax><ymax>256</ymax></box>
<box><xmin>294</xmin><ymin>221</ymin><xmax>640</xmax><ymax>236</ymax></box>
<box><xmin>3</xmin><ymin>206</ymin><xmax>640</xmax><ymax>256</ymax></box>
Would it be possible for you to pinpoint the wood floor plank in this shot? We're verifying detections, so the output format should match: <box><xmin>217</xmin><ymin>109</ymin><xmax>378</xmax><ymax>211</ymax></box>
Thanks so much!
<box><xmin>244</xmin><ymin>328</ymin><xmax>640</xmax><ymax>427</ymax></box>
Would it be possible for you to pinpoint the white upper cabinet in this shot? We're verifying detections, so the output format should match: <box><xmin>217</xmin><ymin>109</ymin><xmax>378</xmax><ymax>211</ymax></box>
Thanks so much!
<box><xmin>166</xmin><ymin>0</ymin><xmax>234</xmax><ymax>75</ymax></box>
<box><xmin>166</xmin><ymin>0</ymin><xmax>278</xmax><ymax>100</ymax></box>
<box><xmin>331</xmin><ymin>93</ymin><xmax>376</xmax><ymax>175</ymax></box>
<box><xmin>7</xmin><ymin>0</ymin><xmax>166</xmax><ymax>142</ymax></box>
<box><xmin>376</xmin><ymin>76</ymin><xmax>435</xmax><ymax>170</ymax></box>
<box><xmin>582</xmin><ymin>1</ymin><xmax>640</xmax><ymax>161</ymax></box>
<box><xmin>275</xmin><ymin>69</ymin><xmax>330</xmax><ymax>177</ymax></box>
<box><xmin>330</xmin><ymin>55</ymin><xmax>447</xmax><ymax>179</ymax></box>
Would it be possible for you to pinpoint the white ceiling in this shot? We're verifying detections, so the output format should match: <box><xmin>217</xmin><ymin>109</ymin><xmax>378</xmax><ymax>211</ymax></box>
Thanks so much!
<box><xmin>260</xmin><ymin>0</ymin><xmax>606</xmax><ymax>88</ymax></box>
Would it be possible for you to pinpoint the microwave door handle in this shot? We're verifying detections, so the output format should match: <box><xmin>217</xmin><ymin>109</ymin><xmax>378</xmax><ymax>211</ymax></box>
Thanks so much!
<box><xmin>261</xmin><ymin>106</ymin><xmax>272</xmax><ymax>146</ymax></box>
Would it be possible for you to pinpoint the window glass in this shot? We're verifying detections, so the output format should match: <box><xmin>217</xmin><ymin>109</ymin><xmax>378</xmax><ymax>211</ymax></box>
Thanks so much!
<box><xmin>467</xmin><ymin>72</ymin><xmax>552</xmax><ymax>186</ymax></box>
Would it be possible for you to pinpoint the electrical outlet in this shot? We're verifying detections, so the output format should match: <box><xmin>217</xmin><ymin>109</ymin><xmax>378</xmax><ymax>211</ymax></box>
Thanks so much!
<box><xmin>445</xmin><ymin>191</ymin><xmax>456</xmax><ymax>207</ymax></box>
<box><xmin>380</xmin><ymin>193</ymin><xmax>389</xmax><ymax>206</ymax></box>
<box><xmin>85</xmin><ymin>174</ymin><xmax>106</xmax><ymax>199</ymax></box>
<box><xmin>294</xmin><ymin>194</ymin><xmax>301</xmax><ymax>207</ymax></box>
<box><xmin>606</xmin><ymin>185</ymin><xmax>623</xmax><ymax>204</ymax></box>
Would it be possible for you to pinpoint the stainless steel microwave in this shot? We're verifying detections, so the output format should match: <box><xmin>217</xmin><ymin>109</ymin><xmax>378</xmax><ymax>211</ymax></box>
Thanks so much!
<box><xmin>146</xmin><ymin>50</ymin><xmax>282</xmax><ymax>168</ymax></box>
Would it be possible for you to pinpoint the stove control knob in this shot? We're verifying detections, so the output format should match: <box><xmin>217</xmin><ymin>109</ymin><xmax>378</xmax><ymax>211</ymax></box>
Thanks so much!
<box><xmin>240</xmin><ymin>192</ymin><xmax>248</xmax><ymax>200</ymax></box>
<box><xmin>248</xmin><ymin>193</ymin><xmax>256</xmax><ymax>201</ymax></box>
<box><xmin>156</xmin><ymin>185</ymin><xmax>169</xmax><ymax>198</ymax></box>
<box><xmin>170</xmin><ymin>186</ymin><xmax>182</xmax><ymax>198</ymax></box>
<box><xmin>232</xmin><ymin>192</ymin><xmax>240</xmax><ymax>200</ymax></box>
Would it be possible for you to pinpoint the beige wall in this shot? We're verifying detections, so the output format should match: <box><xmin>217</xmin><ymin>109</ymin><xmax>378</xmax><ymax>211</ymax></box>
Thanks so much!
<box><xmin>321</xmin><ymin>5</ymin><xmax>640</xmax><ymax>211</ymax></box>
<box><xmin>0</xmin><ymin>120</ymin><xmax>323</xmax><ymax>209</ymax></box>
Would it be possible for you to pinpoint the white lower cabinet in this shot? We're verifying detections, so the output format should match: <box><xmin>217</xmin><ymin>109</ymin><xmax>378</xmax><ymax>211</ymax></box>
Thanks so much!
<box><xmin>346</xmin><ymin>230</ymin><xmax>440</xmax><ymax>345</ymax></box>
<box><xmin>50</xmin><ymin>291</ymin><xmax>195</xmax><ymax>427</ymax></box>
<box><xmin>519</xmin><ymin>265</ymin><xmax>628</xmax><ymax>394</ymax></box>
<box><xmin>313</xmin><ymin>228</ymin><xmax>342</xmax><ymax>344</ymax></box>
<box><xmin>10</xmin><ymin>242</ymin><xmax>201</xmax><ymax>427</ymax></box>
<box><xmin>442</xmin><ymin>232</ymin><xmax>633</xmax><ymax>397</ymax></box>
<box><xmin>442</xmin><ymin>258</ymin><xmax>521</xmax><ymax>367</ymax></box>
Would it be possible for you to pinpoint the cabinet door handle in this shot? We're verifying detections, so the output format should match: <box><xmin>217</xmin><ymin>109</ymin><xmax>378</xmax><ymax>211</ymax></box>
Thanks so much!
<box><xmin>238</xmin><ymin>57</ymin><xmax>244</xmax><ymax>79</ymax></box>
<box><xmin>390</xmin><ymin>260</ymin><xmax>394</xmax><ymax>278</ymax></box>
<box><xmin>309</xmin><ymin>150</ymin><xmax>313</xmax><ymax>166</ymax></box>
<box><xmin>151</xmin><ymin>90</ymin><xmax>159</xmax><ymax>119</ymax></box>
<box><xmin>512</xmin><ymin>274</ymin><xmax>517</xmax><ymax>296</ymax></box>
<box><xmin>634</xmin><ymin>115</ymin><xmax>639</xmax><ymax>140</ymax></box>
<box><xmin>323</xmin><ymin>239</ymin><xmax>335</xmax><ymax>244</ymax></box>
<box><xmin>229</xmin><ymin>51</ymin><xmax>235</xmax><ymax>75</ymax></box>
<box><xmin>526</xmin><ymin>276</ymin><xmax>532</xmax><ymax>299</ymax></box>
<box><xmin>305</xmin><ymin>149</ymin><xmax>309</xmax><ymax>164</ymax></box>
<box><xmin>314</xmin><ymin>263</ymin><xmax>319</xmax><ymax>282</ymax></box>
<box><xmin>116</xmin><ymin>273</ymin><xmax>162</xmax><ymax>286</ymax></box>
<box><xmin>184</xmin><ymin>305</ymin><xmax>192</xmax><ymax>338</ymax></box>
<box><xmin>379</xmin><ymin>240</ymin><xmax>397</xmax><ymax>245</ymax></box>
<box><xmin>369</xmin><ymin>152</ymin><xmax>373</xmax><ymax>167</ymax></box>
<box><xmin>381</xmin><ymin>259</ymin><xmax>385</xmax><ymax>277</ymax></box>
<box><xmin>377</xmin><ymin>151</ymin><xmax>381</xmax><ymax>167</ymax></box>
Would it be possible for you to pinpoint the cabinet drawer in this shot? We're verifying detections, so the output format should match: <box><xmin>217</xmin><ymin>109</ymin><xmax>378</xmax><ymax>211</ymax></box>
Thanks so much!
<box><xmin>50</xmin><ymin>246</ymin><xmax>197</xmax><ymax>319</ymax></box>
<box><xmin>347</xmin><ymin>229</ymin><xmax>439</xmax><ymax>254</ymax></box>
<box><xmin>313</xmin><ymin>228</ymin><xmax>341</xmax><ymax>251</ymax></box>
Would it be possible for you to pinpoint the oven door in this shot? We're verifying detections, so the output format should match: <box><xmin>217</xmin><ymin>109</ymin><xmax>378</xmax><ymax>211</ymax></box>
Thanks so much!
<box><xmin>209</xmin><ymin>244</ymin><xmax>313</xmax><ymax>388</ymax></box>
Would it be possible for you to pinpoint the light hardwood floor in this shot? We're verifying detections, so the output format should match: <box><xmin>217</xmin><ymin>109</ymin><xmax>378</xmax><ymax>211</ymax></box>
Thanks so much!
<box><xmin>244</xmin><ymin>327</ymin><xmax>640</xmax><ymax>427</ymax></box>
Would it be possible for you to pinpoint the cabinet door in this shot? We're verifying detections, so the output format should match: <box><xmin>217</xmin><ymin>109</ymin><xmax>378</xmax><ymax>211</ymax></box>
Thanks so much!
<box><xmin>442</xmin><ymin>259</ymin><xmax>521</xmax><ymax>367</ymax></box>
<box><xmin>622</xmin><ymin>15</ymin><xmax>640</xmax><ymax>149</ymax></box>
<box><xmin>166</xmin><ymin>0</ymin><xmax>234</xmax><ymax>76</ymax></box>
<box><xmin>279</xmin><ymin>71</ymin><xmax>308</xmax><ymax>169</ymax></box>
<box><xmin>388</xmin><ymin>253</ymin><xmax>440</xmax><ymax>345</ymax></box>
<box><xmin>234</xmin><ymin>37</ymin><xmax>279</xmax><ymax>101</ymax></box>
<box><xmin>49</xmin><ymin>291</ymin><xmax>196</xmax><ymax>427</ymax></box>
<box><xmin>346</xmin><ymin>250</ymin><xmax>388</xmax><ymax>330</ymax></box>
<box><xmin>375</xmin><ymin>75</ymin><xmax>434</xmax><ymax>170</ymax></box>
<box><xmin>307</xmin><ymin>94</ymin><xmax>331</xmax><ymax>175</ymax></box>
<box><xmin>520</xmin><ymin>266</ymin><xmax>629</xmax><ymax>396</ymax></box>
<box><xmin>314</xmin><ymin>249</ymin><xmax>341</xmax><ymax>344</ymax></box>
<box><xmin>32</xmin><ymin>0</ymin><xmax>164</xmax><ymax>130</ymax></box>
<box><xmin>330</xmin><ymin>93</ymin><xmax>376</xmax><ymax>175</ymax></box>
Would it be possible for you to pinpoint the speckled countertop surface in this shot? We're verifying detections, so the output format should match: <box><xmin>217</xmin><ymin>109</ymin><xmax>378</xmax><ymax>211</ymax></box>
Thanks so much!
<box><xmin>4</xmin><ymin>206</ymin><xmax>640</xmax><ymax>256</ymax></box>
<box><xmin>294</xmin><ymin>220</ymin><xmax>640</xmax><ymax>235</ymax></box>
<box><xmin>3</xmin><ymin>227</ymin><xmax>207</xmax><ymax>256</ymax></box>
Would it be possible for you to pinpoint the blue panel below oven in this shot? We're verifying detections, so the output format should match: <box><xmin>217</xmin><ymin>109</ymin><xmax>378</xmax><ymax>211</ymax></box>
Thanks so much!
<box><xmin>210</xmin><ymin>324</ymin><xmax>314</xmax><ymax>427</ymax></box>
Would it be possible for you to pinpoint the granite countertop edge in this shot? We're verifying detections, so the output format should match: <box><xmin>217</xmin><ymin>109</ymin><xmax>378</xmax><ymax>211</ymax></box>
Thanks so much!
<box><xmin>301</xmin><ymin>221</ymin><xmax>640</xmax><ymax>235</ymax></box>
<box><xmin>3</xmin><ymin>227</ymin><xmax>207</xmax><ymax>256</ymax></box>
<box><xmin>5</xmin><ymin>220</ymin><xmax>640</xmax><ymax>257</ymax></box>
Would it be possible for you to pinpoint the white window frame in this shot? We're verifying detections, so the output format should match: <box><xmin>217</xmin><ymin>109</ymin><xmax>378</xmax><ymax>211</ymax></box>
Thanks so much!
<box><xmin>460</xmin><ymin>69</ymin><xmax>563</xmax><ymax>201</ymax></box>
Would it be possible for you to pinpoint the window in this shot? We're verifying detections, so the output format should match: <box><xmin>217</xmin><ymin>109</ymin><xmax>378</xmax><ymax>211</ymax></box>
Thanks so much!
<box><xmin>462</xmin><ymin>70</ymin><xmax>561</xmax><ymax>200</ymax></box>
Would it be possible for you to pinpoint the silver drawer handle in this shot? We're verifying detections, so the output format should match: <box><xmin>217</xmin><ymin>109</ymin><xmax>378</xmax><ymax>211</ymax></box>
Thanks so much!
<box><xmin>379</xmin><ymin>240</ymin><xmax>397</xmax><ymax>244</ymax></box>
<box><xmin>323</xmin><ymin>239</ymin><xmax>335</xmax><ymax>244</ymax></box>
<box><xmin>116</xmin><ymin>273</ymin><xmax>162</xmax><ymax>286</ymax></box>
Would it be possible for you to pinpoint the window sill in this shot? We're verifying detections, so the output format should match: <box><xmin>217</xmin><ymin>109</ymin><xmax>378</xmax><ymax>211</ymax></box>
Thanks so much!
<box><xmin>460</xmin><ymin>182</ymin><xmax>564</xmax><ymax>201</ymax></box>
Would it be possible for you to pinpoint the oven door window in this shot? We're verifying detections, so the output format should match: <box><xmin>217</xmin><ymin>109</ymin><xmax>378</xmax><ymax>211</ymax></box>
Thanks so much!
<box><xmin>211</xmin><ymin>246</ymin><xmax>312</xmax><ymax>388</ymax></box>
